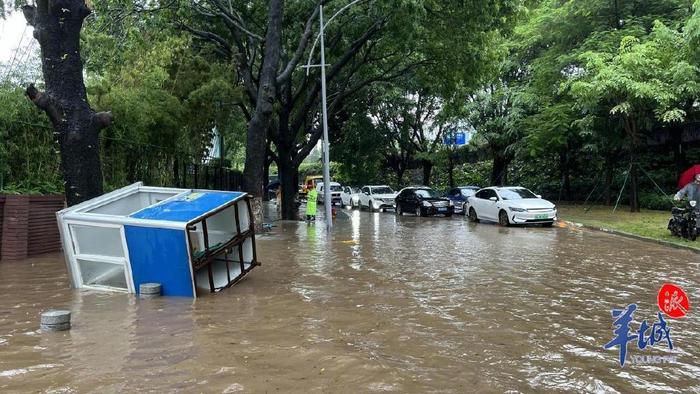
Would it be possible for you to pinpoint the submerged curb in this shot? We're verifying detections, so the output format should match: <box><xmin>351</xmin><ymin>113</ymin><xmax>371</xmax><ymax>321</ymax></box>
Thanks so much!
<box><xmin>561</xmin><ymin>220</ymin><xmax>700</xmax><ymax>254</ymax></box>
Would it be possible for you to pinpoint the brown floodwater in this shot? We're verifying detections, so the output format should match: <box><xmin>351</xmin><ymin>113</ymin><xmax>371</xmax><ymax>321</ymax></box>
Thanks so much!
<box><xmin>1</xmin><ymin>208</ymin><xmax>699</xmax><ymax>393</ymax></box>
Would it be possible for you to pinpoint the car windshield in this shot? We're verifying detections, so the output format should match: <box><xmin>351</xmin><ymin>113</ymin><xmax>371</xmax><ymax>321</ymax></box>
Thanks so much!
<box><xmin>498</xmin><ymin>188</ymin><xmax>537</xmax><ymax>200</ymax></box>
<box><xmin>460</xmin><ymin>188</ymin><xmax>477</xmax><ymax>196</ymax></box>
<box><xmin>372</xmin><ymin>187</ymin><xmax>394</xmax><ymax>194</ymax></box>
<box><xmin>330</xmin><ymin>185</ymin><xmax>342</xmax><ymax>192</ymax></box>
<box><xmin>415</xmin><ymin>189</ymin><xmax>439</xmax><ymax>198</ymax></box>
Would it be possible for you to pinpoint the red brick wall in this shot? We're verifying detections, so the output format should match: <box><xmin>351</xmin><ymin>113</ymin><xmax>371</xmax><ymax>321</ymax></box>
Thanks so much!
<box><xmin>0</xmin><ymin>195</ymin><xmax>65</xmax><ymax>261</ymax></box>
<box><xmin>27</xmin><ymin>196</ymin><xmax>65</xmax><ymax>256</ymax></box>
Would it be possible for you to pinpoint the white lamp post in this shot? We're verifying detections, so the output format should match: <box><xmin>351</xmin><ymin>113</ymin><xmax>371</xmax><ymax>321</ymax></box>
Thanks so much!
<box><xmin>304</xmin><ymin>0</ymin><xmax>364</xmax><ymax>231</ymax></box>
<box><xmin>319</xmin><ymin>5</ymin><xmax>332</xmax><ymax>230</ymax></box>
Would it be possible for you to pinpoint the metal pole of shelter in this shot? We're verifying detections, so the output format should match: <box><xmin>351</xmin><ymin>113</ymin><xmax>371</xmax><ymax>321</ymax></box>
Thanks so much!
<box><xmin>319</xmin><ymin>4</ymin><xmax>333</xmax><ymax>230</ymax></box>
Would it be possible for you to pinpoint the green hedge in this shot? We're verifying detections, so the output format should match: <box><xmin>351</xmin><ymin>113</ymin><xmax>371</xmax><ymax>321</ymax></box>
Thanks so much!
<box><xmin>639</xmin><ymin>193</ymin><xmax>676</xmax><ymax>211</ymax></box>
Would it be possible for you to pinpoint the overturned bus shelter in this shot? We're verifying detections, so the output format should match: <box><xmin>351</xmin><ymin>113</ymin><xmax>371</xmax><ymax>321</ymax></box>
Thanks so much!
<box><xmin>56</xmin><ymin>182</ymin><xmax>258</xmax><ymax>297</ymax></box>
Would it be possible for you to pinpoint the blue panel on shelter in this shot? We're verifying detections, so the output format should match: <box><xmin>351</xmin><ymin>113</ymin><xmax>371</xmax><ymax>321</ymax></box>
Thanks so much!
<box><xmin>124</xmin><ymin>226</ymin><xmax>194</xmax><ymax>297</ymax></box>
<box><xmin>130</xmin><ymin>191</ymin><xmax>243</xmax><ymax>222</ymax></box>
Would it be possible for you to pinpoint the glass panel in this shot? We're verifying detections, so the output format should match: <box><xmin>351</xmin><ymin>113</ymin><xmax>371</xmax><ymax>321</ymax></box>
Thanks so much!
<box><xmin>77</xmin><ymin>259</ymin><xmax>128</xmax><ymax>289</ymax></box>
<box><xmin>70</xmin><ymin>225</ymin><xmax>124</xmax><ymax>257</ymax></box>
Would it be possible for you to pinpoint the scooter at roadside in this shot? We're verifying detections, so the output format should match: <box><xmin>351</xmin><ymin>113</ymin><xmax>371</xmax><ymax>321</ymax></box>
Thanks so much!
<box><xmin>668</xmin><ymin>200</ymin><xmax>699</xmax><ymax>241</ymax></box>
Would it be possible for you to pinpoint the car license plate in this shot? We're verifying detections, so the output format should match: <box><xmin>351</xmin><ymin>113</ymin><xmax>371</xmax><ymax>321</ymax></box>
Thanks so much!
<box><xmin>438</xmin><ymin>208</ymin><xmax>447</xmax><ymax>213</ymax></box>
<box><xmin>535</xmin><ymin>214</ymin><xmax>548</xmax><ymax>219</ymax></box>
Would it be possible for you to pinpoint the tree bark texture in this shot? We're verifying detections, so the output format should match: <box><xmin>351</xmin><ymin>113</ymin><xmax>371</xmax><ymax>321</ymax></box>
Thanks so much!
<box><xmin>604</xmin><ymin>155</ymin><xmax>615</xmax><ymax>205</ymax></box>
<box><xmin>22</xmin><ymin>0</ymin><xmax>112</xmax><ymax>206</ymax></box>
<box><xmin>623</xmin><ymin>116</ymin><xmax>640</xmax><ymax>212</ymax></box>
<box><xmin>422</xmin><ymin>159</ymin><xmax>433</xmax><ymax>187</ymax></box>
<box><xmin>278</xmin><ymin>151</ymin><xmax>299</xmax><ymax>220</ymax></box>
<box><xmin>242</xmin><ymin>0</ymin><xmax>284</xmax><ymax>227</ymax></box>
<box><xmin>447</xmin><ymin>151</ymin><xmax>455</xmax><ymax>189</ymax></box>
<box><xmin>491</xmin><ymin>156</ymin><xmax>509</xmax><ymax>186</ymax></box>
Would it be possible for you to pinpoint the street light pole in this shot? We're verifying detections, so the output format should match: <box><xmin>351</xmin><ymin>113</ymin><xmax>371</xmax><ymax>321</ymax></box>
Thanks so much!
<box><xmin>304</xmin><ymin>0</ymin><xmax>365</xmax><ymax>230</ymax></box>
<box><xmin>319</xmin><ymin>5</ymin><xmax>333</xmax><ymax>230</ymax></box>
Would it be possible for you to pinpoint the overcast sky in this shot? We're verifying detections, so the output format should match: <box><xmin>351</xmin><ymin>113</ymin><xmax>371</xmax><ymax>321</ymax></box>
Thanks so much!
<box><xmin>0</xmin><ymin>12</ymin><xmax>33</xmax><ymax>63</ymax></box>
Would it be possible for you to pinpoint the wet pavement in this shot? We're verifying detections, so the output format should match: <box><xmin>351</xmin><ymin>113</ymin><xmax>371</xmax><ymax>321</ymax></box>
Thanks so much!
<box><xmin>0</xmin><ymin>207</ymin><xmax>699</xmax><ymax>393</ymax></box>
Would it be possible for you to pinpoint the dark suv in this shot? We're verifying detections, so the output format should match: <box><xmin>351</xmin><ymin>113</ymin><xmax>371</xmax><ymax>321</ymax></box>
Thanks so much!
<box><xmin>396</xmin><ymin>187</ymin><xmax>454</xmax><ymax>217</ymax></box>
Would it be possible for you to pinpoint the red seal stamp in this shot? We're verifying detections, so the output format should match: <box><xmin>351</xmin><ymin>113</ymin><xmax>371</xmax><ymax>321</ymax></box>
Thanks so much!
<box><xmin>658</xmin><ymin>283</ymin><xmax>690</xmax><ymax>318</ymax></box>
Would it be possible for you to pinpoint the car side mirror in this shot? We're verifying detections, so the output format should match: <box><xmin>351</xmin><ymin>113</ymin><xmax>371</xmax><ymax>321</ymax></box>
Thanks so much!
<box><xmin>536</xmin><ymin>194</ymin><xmax>542</xmax><ymax>199</ymax></box>
<box><xmin>489</xmin><ymin>196</ymin><xmax>498</xmax><ymax>201</ymax></box>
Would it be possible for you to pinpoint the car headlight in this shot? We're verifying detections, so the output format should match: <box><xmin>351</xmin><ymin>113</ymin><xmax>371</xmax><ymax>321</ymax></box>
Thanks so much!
<box><xmin>509</xmin><ymin>206</ymin><xmax>527</xmax><ymax>212</ymax></box>
<box><xmin>691</xmin><ymin>200</ymin><xmax>697</xmax><ymax>207</ymax></box>
<box><xmin>422</xmin><ymin>201</ymin><xmax>432</xmax><ymax>207</ymax></box>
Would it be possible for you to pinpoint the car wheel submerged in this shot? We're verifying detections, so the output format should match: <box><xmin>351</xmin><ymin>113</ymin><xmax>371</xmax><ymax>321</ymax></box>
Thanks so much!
<box><xmin>468</xmin><ymin>208</ymin><xmax>479</xmax><ymax>223</ymax></box>
<box><xmin>397</xmin><ymin>204</ymin><xmax>403</xmax><ymax>215</ymax></box>
<box><xmin>498</xmin><ymin>210</ymin><xmax>510</xmax><ymax>227</ymax></box>
<box><xmin>415</xmin><ymin>206</ymin><xmax>423</xmax><ymax>217</ymax></box>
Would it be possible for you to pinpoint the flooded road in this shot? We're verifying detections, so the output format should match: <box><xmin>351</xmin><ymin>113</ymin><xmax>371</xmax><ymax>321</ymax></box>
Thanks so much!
<box><xmin>1</xmin><ymin>208</ymin><xmax>699</xmax><ymax>393</ymax></box>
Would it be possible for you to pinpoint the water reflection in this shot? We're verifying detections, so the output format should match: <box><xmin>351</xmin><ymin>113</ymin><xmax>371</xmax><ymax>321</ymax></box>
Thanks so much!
<box><xmin>0</xmin><ymin>210</ymin><xmax>698</xmax><ymax>393</ymax></box>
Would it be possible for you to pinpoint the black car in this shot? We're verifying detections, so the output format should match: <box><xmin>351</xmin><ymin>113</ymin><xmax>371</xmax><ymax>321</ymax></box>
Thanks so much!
<box><xmin>395</xmin><ymin>187</ymin><xmax>454</xmax><ymax>217</ymax></box>
<box><xmin>444</xmin><ymin>186</ymin><xmax>480</xmax><ymax>215</ymax></box>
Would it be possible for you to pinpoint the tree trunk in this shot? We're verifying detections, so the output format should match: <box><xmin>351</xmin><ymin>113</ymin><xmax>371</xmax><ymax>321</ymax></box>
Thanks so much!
<box><xmin>242</xmin><ymin>0</ymin><xmax>284</xmax><ymax>228</ymax></box>
<box><xmin>491</xmin><ymin>156</ymin><xmax>508</xmax><ymax>186</ymax></box>
<box><xmin>559</xmin><ymin>151</ymin><xmax>571</xmax><ymax>201</ymax></box>
<box><xmin>447</xmin><ymin>151</ymin><xmax>455</xmax><ymax>189</ymax></box>
<box><xmin>671</xmin><ymin>125</ymin><xmax>686</xmax><ymax>179</ymax></box>
<box><xmin>22</xmin><ymin>0</ymin><xmax>112</xmax><ymax>206</ymax></box>
<box><xmin>604</xmin><ymin>155</ymin><xmax>614</xmax><ymax>205</ymax></box>
<box><xmin>628</xmin><ymin>155</ymin><xmax>640</xmax><ymax>212</ymax></box>
<box><xmin>263</xmin><ymin>157</ymin><xmax>271</xmax><ymax>201</ymax></box>
<box><xmin>422</xmin><ymin>159</ymin><xmax>433</xmax><ymax>186</ymax></box>
<box><xmin>625</xmin><ymin>117</ymin><xmax>640</xmax><ymax>212</ymax></box>
<box><xmin>278</xmin><ymin>149</ymin><xmax>299</xmax><ymax>220</ymax></box>
<box><xmin>396</xmin><ymin>167</ymin><xmax>405</xmax><ymax>188</ymax></box>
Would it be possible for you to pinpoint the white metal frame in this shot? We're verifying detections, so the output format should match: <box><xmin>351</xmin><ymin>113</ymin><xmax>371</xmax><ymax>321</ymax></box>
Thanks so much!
<box><xmin>56</xmin><ymin>182</ymin><xmax>253</xmax><ymax>295</ymax></box>
<box><xmin>64</xmin><ymin>219</ymin><xmax>135</xmax><ymax>293</ymax></box>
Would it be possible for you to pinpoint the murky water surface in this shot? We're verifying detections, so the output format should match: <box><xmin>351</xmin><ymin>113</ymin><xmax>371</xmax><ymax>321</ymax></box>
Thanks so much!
<box><xmin>1</xmin><ymin>208</ymin><xmax>699</xmax><ymax>393</ymax></box>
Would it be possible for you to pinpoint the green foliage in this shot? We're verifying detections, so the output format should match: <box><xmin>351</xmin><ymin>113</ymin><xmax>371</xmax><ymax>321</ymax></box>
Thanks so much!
<box><xmin>568</xmin><ymin>21</ymin><xmax>699</xmax><ymax>131</ymax></box>
<box><xmin>81</xmin><ymin>10</ymin><xmax>247</xmax><ymax>188</ymax></box>
<box><xmin>0</xmin><ymin>84</ymin><xmax>61</xmax><ymax>193</ymax></box>
<box><xmin>639</xmin><ymin>193</ymin><xmax>676</xmax><ymax>210</ymax></box>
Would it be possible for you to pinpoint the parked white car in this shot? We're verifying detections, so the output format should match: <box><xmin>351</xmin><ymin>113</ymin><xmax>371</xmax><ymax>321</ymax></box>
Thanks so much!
<box><xmin>359</xmin><ymin>185</ymin><xmax>397</xmax><ymax>212</ymax></box>
<box><xmin>465</xmin><ymin>186</ymin><xmax>557</xmax><ymax>226</ymax></box>
<box><xmin>317</xmin><ymin>182</ymin><xmax>343</xmax><ymax>205</ymax></box>
<box><xmin>341</xmin><ymin>186</ymin><xmax>360</xmax><ymax>208</ymax></box>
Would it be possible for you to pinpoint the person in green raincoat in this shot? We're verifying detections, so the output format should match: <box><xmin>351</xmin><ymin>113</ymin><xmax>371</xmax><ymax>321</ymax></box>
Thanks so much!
<box><xmin>306</xmin><ymin>187</ymin><xmax>318</xmax><ymax>222</ymax></box>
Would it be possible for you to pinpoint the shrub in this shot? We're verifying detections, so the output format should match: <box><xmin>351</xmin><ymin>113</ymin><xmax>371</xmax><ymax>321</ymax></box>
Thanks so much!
<box><xmin>639</xmin><ymin>193</ymin><xmax>675</xmax><ymax>211</ymax></box>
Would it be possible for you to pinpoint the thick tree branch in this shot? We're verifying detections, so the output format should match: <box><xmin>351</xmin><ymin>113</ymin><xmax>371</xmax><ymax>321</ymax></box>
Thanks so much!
<box><xmin>179</xmin><ymin>23</ymin><xmax>232</xmax><ymax>58</ymax></box>
<box><xmin>92</xmin><ymin>111</ymin><xmax>113</xmax><ymax>130</ymax></box>
<box><xmin>21</xmin><ymin>5</ymin><xmax>36</xmax><ymax>26</ymax></box>
<box><xmin>208</xmin><ymin>0</ymin><xmax>264</xmax><ymax>41</ymax></box>
<box><xmin>289</xmin><ymin>18</ymin><xmax>386</xmax><ymax>135</ymax></box>
<box><xmin>276</xmin><ymin>2</ymin><xmax>321</xmax><ymax>85</ymax></box>
<box><xmin>25</xmin><ymin>83</ymin><xmax>60</xmax><ymax>125</ymax></box>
